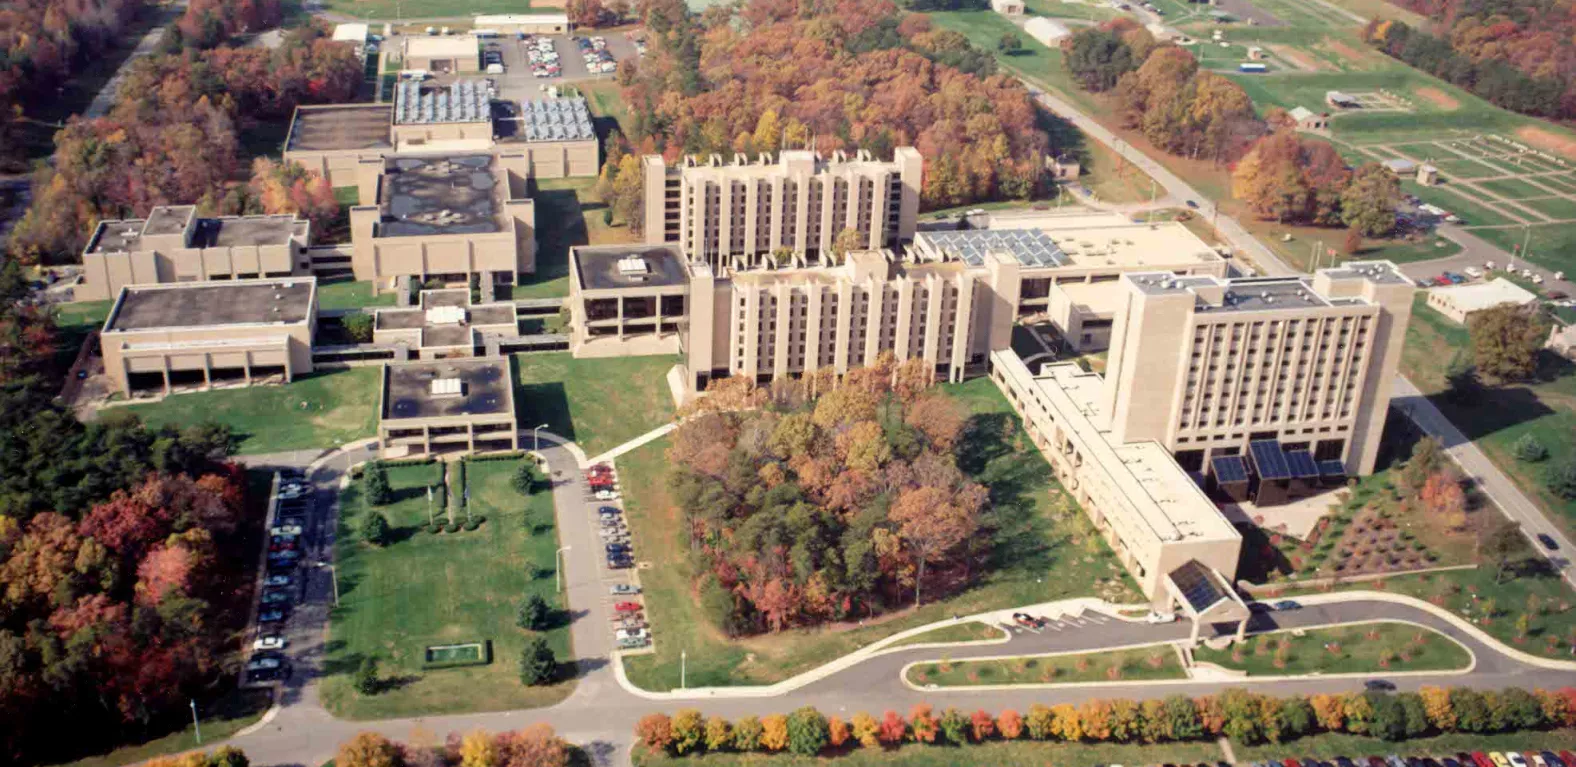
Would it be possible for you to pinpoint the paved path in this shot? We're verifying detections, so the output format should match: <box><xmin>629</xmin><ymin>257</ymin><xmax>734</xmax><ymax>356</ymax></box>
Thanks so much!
<box><xmin>585</xmin><ymin>423</ymin><xmax>676</xmax><ymax>466</ymax></box>
<box><xmin>84</xmin><ymin>2</ymin><xmax>188</xmax><ymax>119</ymax></box>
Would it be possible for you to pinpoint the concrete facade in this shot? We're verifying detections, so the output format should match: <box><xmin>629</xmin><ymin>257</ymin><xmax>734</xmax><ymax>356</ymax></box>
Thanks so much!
<box><xmin>991</xmin><ymin>350</ymin><xmax>1242</xmax><ymax>606</ymax></box>
<box><xmin>374</xmin><ymin>288</ymin><xmax>520</xmax><ymax>358</ymax></box>
<box><xmin>642</xmin><ymin>149</ymin><xmax>923</xmax><ymax>268</ymax></box>
<box><xmin>348</xmin><ymin>154</ymin><xmax>536</xmax><ymax>294</ymax></box>
<box><xmin>1101</xmin><ymin>262</ymin><xmax>1414</xmax><ymax>476</ymax></box>
<box><xmin>378</xmin><ymin>357</ymin><xmax>518</xmax><ymax>458</ymax></box>
<box><xmin>99</xmin><ymin>278</ymin><xmax>317</xmax><ymax>396</ymax></box>
<box><xmin>401</xmin><ymin>35</ymin><xmax>481</xmax><ymax>73</ymax></box>
<box><xmin>79</xmin><ymin>205</ymin><xmax>310</xmax><ymax>302</ymax></box>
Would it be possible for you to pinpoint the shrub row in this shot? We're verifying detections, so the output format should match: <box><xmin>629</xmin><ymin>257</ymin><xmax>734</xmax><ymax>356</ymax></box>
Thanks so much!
<box><xmin>423</xmin><ymin>516</ymin><xmax>486</xmax><ymax>534</ymax></box>
<box><xmin>636</xmin><ymin>686</ymin><xmax>1576</xmax><ymax>756</ymax></box>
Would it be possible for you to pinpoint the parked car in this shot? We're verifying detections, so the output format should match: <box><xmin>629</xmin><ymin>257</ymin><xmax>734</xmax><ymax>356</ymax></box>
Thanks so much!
<box><xmin>616</xmin><ymin>628</ymin><xmax>650</xmax><ymax>642</ymax></box>
<box><xmin>594</xmin><ymin>489</ymin><xmax>619</xmax><ymax>501</ymax></box>
<box><xmin>616</xmin><ymin>636</ymin><xmax>649</xmax><ymax>649</ymax></box>
<box><xmin>607</xmin><ymin>557</ymin><xmax>633</xmax><ymax>570</ymax></box>
<box><xmin>1365</xmin><ymin>679</ymin><xmax>1396</xmax><ymax>691</ymax></box>
<box><xmin>1539</xmin><ymin>533</ymin><xmax>1560</xmax><ymax>550</ymax></box>
<box><xmin>610</xmin><ymin>584</ymin><xmax>641</xmax><ymax>595</ymax></box>
<box><xmin>1508</xmin><ymin>754</ymin><xmax>1530</xmax><ymax>767</ymax></box>
<box><xmin>612</xmin><ymin>616</ymin><xmax>645</xmax><ymax>631</ymax></box>
<box><xmin>1547</xmin><ymin>290</ymin><xmax>1569</xmax><ymax>300</ymax></box>
<box><xmin>246</xmin><ymin>655</ymin><xmax>283</xmax><ymax>672</ymax></box>
<box><xmin>271</xmin><ymin>524</ymin><xmax>303</xmax><ymax>537</ymax></box>
<box><xmin>1273</xmin><ymin>599</ymin><xmax>1301</xmax><ymax>610</ymax></box>
<box><xmin>1143</xmin><ymin>611</ymin><xmax>1177</xmax><ymax>624</ymax></box>
<box><xmin>1543</xmin><ymin>753</ymin><xmax>1568</xmax><ymax>767</ymax></box>
<box><xmin>267</xmin><ymin>549</ymin><xmax>301</xmax><ymax>563</ymax></box>
<box><xmin>614</xmin><ymin>601</ymin><xmax>643</xmax><ymax>612</ymax></box>
<box><xmin>253</xmin><ymin>635</ymin><xmax>287</xmax><ymax>651</ymax></box>
<box><xmin>260</xmin><ymin>590</ymin><xmax>291</xmax><ymax>605</ymax></box>
<box><xmin>1490</xmin><ymin>754</ymin><xmax>1512</xmax><ymax>767</ymax></box>
<box><xmin>263</xmin><ymin>574</ymin><xmax>294</xmax><ymax>588</ymax></box>
<box><xmin>269</xmin><ymin>538</ymin><xmax>298</xmax><ymax>552</ymax></box>
<box><xmin>248</xmin><ymin>667</ymin><xmax>283</xmax><ymax>682</ymax></box>
<box><xmin>258</xmin><ymin>608</ymin><xmax>287</xmax><ymax>623</ymax></box>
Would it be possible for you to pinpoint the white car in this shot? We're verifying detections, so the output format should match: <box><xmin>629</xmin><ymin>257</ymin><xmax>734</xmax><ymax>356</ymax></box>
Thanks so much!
<box><xmin>271</xmin><ymin>524</ymin><xmax>303</xmax><ymax>537</ymax></box>
<box><xmin>616</xmin><ymin>627</ymin><xmax>650</xmax><ymax>642</ymax></box>
<box><xmin>595</xmin><ymin>489</ymin><xmax>619</xmax><ymax>501</ymax></box>
<box><xmin>246</xmin><ymin>656</ymin><xmax>282</xmax><ymax>671</ymax></box>
<box><xmin>1464</xmin><ymin>267</ymin><xmax>1483</xmax><ymax>279</ymax></box>
<box><xmin>610</xmin><ymin>584</ymin><xmax>641</xmax><ymax>596</ymax></box>
<box><xmin>253</xmin><ymin>635</ymin><xmax>288</xmax><ymax>651</ymax></box>
<box><xmin>1143</xmin><ymin>611</ymin><xmax>1177</xmax><ymax>624</ymax></box>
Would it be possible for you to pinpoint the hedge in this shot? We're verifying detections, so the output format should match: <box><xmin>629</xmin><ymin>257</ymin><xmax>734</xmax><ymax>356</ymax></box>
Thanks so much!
<box><xmin>634</xmin><ymin>686</ymin><xmax>1576</xmax><ymax>756</ymax></box>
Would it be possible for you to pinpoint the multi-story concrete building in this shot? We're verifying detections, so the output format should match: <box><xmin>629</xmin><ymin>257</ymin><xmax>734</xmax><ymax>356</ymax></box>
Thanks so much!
<box><xmin>348</xmin><ymin>154</ymin><xmax>536</xmax><ymax>294</ymax></box>
<box><xmin>99</xmin><ymin>278</ymin><xmax>317</xmax><ymax>396</ymax></box>
<box><xmin>378</xmin><ymin>357</ymin><xmax>518</xmax><ymax>458</ymax></box>
<box><xmin>990</xmin><ymin>350</ymin><xmax>1243</xmax><ymax>610</ymax></box>
<box><xmin>282</xmin><ymin>89</ymin><xmax>598</xmax><ymax>186</ymax></box>
<box><xmin>373</xmin><ymin>288</ymin><xmax>520</xmax><ymax>359</ymax></box>
<box><xmin>1102</xmin><ymin>262</ymin><xmax>1414</xmax><ymax>476</ymax></box>
<box><xmin>78</xmin><ymin>205</ymin><xmax>310</xmax><ymax>302</ymax></box>
<box><xmin>642</xmin><ymin>149</ymin><xmax>924</xmax><ymax>266</ymax></box>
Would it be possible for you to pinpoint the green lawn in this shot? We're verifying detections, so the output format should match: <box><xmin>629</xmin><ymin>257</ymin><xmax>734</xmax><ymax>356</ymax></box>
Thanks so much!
<box><xmin>1519</xmin><ymin>195</ymin><xmax>1576</xmax><ymax>222</ymax></box>
<box><xmin>907</xmin><ymin>645</ymin><xmax>1185</xmax><ymax>687</ymax></box>
<box><xmin>120</xmin><ymin>367</ymin><xmax>380</xmax><ymax>454</ymax></box>
<box><xmin>1235</xmin><ymin>727</ymin><xmax>1576</xmax><ymax>760</ymax></box>
<box><xmin>889</xmin><ymin>621</ymin><xmax>1008</xmax><ymax>649</ymax></box>
<box><xmin>43</xmin><ymin>689</ymin><xmax>274</xmax><ymax>767</ymax></box>
<box><xmin>52</xmin><ymin>299</ymin><xmax>114</xmax><ymax>372</ymax></box>
<box><xmin>1475</xmin><ymin>177</ymin><xmax>1555</xmax><ymax>201</ymax></box>
<box><xmin>1193</xmin><ymin>622</ymin><xmax>1470</xmax><ymax>676</ymax></box>
<box><xmin>620</xmin><ymin>377</ymin><xmax>1142</xmax><ymax>691</ymax></box>
<box><xmin>319</xmin><ymin>458</ymin><xmax>574</xmax><ymax>718</ymax></box>
<box><xmin>633</xmin><ymin>740</ymin><xmax>1226</xmax><ymax>767</ymax></box>
<box><xmin>316</xmin><ymin>0</ymin><xmax>529</xmax><ymax>21</ymax></box>
<box><xmin>1022</xmin><ymin>0</ymin><xmax>1123</xmax><ymax>21</ymax></box>
<box><xmin>316</xmin><ymin>280</ymin><xmax>397</xmax><ymax>312</ymax></box>
<box><xmin>516</xmin><ymin>177</ymin><xmax>639</xmax><ymax>299</ymax></box>
<box><xmin>511</xmin><ymin>352</ymin><xmax>678</xmax><ymax>457</ymax></box>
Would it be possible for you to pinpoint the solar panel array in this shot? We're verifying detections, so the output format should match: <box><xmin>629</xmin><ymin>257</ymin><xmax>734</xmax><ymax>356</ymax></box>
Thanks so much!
<box><xmin>1318</xmin><ymin>459</ymin><xmax>1347</xmax><ymax>478</ymax></box>
<box><xmin>923</xmin><ymin>229</ymin><xmax>1067</xmax><ymax>268</ymax></box>
<box><xmin>1286</xmin><ymin>450</ymin><xmax>1319</xmax><ymax>479</ymax></box>
<box><xmin>1211</xmin><ymin>455</ymin><xmax>1249</xmax><ymax>484</ymax></box>
<box><xmin>394</xmin><ymin>80</ymin><xmax>490</xmax><ymax>125</ymax></box>
<box><xmin>1169</xmin><ymin>560</ymin><xmax>1226</xmax><ymax>614</ymax></box>
<box><xmin>1249</xmin><ymin>440</ymin><xmax>1291</xmax><ymax>481</ymax></box>
<box><xmin>518</xmin><ymin>97</ymin><xmax>594</xmax><ymax>142</ymax></box>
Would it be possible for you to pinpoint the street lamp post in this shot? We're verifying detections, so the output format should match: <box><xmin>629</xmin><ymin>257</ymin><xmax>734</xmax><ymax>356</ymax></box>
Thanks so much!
<box><xmin>554</xmin><ymin>545</ymin><xmax>571</xmax><ymax>592</ymax></box>
<box><xmin>317</xmin><ymin>561</ymin><xmax>340</xmax><ymax>607</ymax></box>
<box><xmin>533</xmin><ymin>423</ymin><xmax>550</xmax><ymax>452</ymax></box>
<box><xmin>190</xmin><ymin>699</ymin><xmax>202</xmax><ymax>744</ymax></box>
<box><xmin>681</xmin><ymin>650</ymin><xmax>687</xmax><ymax>690</ymax></box>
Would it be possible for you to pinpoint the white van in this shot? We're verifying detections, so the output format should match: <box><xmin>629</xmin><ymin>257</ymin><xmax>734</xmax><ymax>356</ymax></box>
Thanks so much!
<box><xmin>399</xmin><ymin>70</ymin><xmax>430</xmax><ymax>80</ymax></box>
<box><xmin>486</xmin><ymin>63</ymin><xmax>504</xmax><ymax>75</ymax></box>
<box><xmin>1464</xmin><ymin>267</ymin><xmax>1483</xmax><ymax>279</ymax></box>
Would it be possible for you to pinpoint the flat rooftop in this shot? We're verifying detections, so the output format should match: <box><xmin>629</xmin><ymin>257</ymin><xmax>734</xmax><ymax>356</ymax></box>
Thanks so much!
<box><xmin>381</xmin><ymin>358</ymin><xmax>513</xmax><ymax>421</ymax></box>
<box><xmin>1009</xmin><ymin>355</ymin><xmax>1238</xmax><ymax>543</ymax></box>
<box><xmin>106</xmin><ymin>278</ymin><xmax>315</xmax><ymax>331</ymax></box>
<box><xmin>287</xmin><ymin>105</ymin><xmax>394</xmax><ymax>152</ymax></box>
<box><xmin>1053</xmin><ymin>280</ymin><xmax>1127</xmax><ymax>316</ymax></box>
<box><xmin>379</xmin><ymin>155</ymin><xmax>503</xmax><ymax>237</ymax></box>
<box><xmin>144</xmin><ymin>205</ymin><xmax>195</xmax><ymax>236</ymax></box>
<box><xmin>1428</xmin><ymin>277</ymin><xmax>1537</xmax><ymax>312</ymax></box>
<box><xmin>574</xmin><ymin>245</ymin><xmax>690</xmax><ymax>291</ymax></box>
<box><xmin>496</xmin><ymin>97</ymin><xmax>595</xmax><ymax>143</ymax></box>
<box><xmin>192</xmin><ymin>216</ymin><xmax>306</xmax><ymax>248</ymax></box>
<box><xmin>1126</xmin><ymin>268</ymin><xmax>1406</xmax><ymax>314</ymax></box>
<box><xmin>917</xmin><ymin>229</ymin><xmax>1066</xmax><ymax>268</ymax></box>
<box><xmin>1046</xmin><ymin>221</ymin><xmax>1222</xmax><ymax>270</ymax></box>
<box><xmin>393</xmin><ymin>80</ymin><xmax>490</xmax><ymax>126</ymax></box>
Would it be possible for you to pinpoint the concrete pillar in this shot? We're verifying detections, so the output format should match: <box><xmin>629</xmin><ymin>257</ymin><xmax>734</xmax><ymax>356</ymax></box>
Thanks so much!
<box><xmin>203</xmin><ymin>356</ymin><xmax>212</xmax><ymax>388</ymax></box>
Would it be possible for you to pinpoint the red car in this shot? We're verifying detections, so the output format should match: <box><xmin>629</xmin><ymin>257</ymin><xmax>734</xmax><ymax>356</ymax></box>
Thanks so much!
<box><xmin>614</xmin><ymin>601</ymin><xmax>643</xmax><ymax>612</ymax></box>
<box><xmin>1472</xmin><ymin>752</ymin><xmax>1495</xmax><ymax>767</ymax></box>
<box><xmin>1559</xmin><ymin>753</ymin><xmax>1576</xmax><ymax>767</ymax></box>
<box><xmin>1283</xmin><ymin>759</ymin><xmax>1299</xmax><ymax>767</ymax></box>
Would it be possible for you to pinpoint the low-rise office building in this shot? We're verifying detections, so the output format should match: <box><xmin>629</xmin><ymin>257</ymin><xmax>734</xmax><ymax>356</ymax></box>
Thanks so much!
<box><xmin>348</xmin><ymin>154</ymin><xmax>536</xmax><ymax>294</ymax></box>
<box><xmin>374</xmin><ymin>288</ymin><xmax>519</xmax><ymax>358</ymax></box>
<box><xmin>990</xmin><ymin>350</ymin><xmax>1243</xmax><ymax>610</ymax></box>
<box><xmin>282</xmin><ymin>89</ymin><xmax>598</xmax><ymax>183</ymax></box>
<box><xmin>401</xmin><ymin>35</ymin><xmax>481</xmax><ymax>74</ymax></box>
<box><xmin>1102</xmin><ymin>262</ymin><xmax>1414</xmax><ymax>477</ymax></box>
<box><xmin>100</xmin><ymin>278</ymin><xmax>317</xmax><ymax>396</ymax></box>
<box><xmin>78</xmin><ymin>205</ymin><xmax>310</xmax><ymax>302</ymax></box>
<box><xmin>642</xmin><ymin>149</ymin><xmax>924</xmax><ymax>267</ymax></box>
<box><xmin>378</xmin><ymin>357</ymin><xmax>518</xmax><ymax>457</ymax></box>
<box><xmin>1426</xmin><ymin>277</ymin><xmax>1537</xmax><ymax>324</ymax></box>
<box><xmin>472</xmin><ymin>14</ymin><xmax>570</xmax><ymax>34</ymax></box>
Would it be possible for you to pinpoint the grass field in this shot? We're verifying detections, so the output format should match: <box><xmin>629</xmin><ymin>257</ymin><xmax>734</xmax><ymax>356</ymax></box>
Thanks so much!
<box><xmin>1475</xmin><ymin>177</ymin><xmax>1556</xmax><ymax>201</ymax></box>
<box><xmin>516</xmin><ymin>176</ymin><xmax>638</xmax><ymax>299</ymax></box>
<box><xmin>1520</xmin><ymin>195</ymin><xmax>1576</xmax><ymax>221</ymax></box>
<box><xmin>316</xmin><ymin>280</ymin><xmax>397</xmax><ymax>312</ymax></box>
<box><xmin>52</xmin><ymin>299</ymin><xmax>114</xmax><ymax>371</ymax></box>
<box><xmin>906</xmin><ymin>645</ymin><xmax>1185</xmax><ymax>687</ymax></box>
<box><xmin>511</xmin><ymin>352</ymin><xmax>678</xmax><ymax>457</ymax></box>
<box><xmin>889</xmin><ymin>621</ymin><xmax>1008</xmax><ymax>649</ymax></box>
<box><xmin>316</xmin><ymin>0</ymin><xmax>531</xmax><ymax>20</ymax></box>
<box><xmin>632</xmin><ymin>739</ymin><xmax>1226</xmax><ymax>767</ymax></box>
<box><xmin>1192</xmin><ymin>622</ymin><xmax>1470</xmax><ymax>676</ymax></box>
<box><xmin>120</xmin><ymin>367</ymin><xmax>381</xmax><ymax>454</ymax></box>
<box><xmin>619</xmin><ymin>377</ymin><xmax>1142</xmax><ymax>691</ymax></box>
<box><xmin>319</xmin><ymin>458</ymin><xmax>574</xmax><ymax>718</ymax></box>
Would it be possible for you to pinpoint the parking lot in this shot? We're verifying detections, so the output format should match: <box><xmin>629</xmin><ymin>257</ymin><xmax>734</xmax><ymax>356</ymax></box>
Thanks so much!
<box><xmin>475</xmin><ymin>32</ymin><xmax>640</xmax><ymax>102</ymax></box>
<box><xmin>583</xmin><ymin>461</ymin><xmax>653</xmax><ymax>653</ymax></box>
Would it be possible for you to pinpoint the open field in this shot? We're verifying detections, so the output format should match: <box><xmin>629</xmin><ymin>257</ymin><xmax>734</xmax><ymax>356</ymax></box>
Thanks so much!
<box><xmin>510</xmin><ymin>352</ymin><xmax>677</xmax><ymax>457</ymax></box>
<box><xmin>319</xmin><ymin>458</ymin><xmax>574</xmax><ymax>718</ymax></box>
<box><xmin>889</xmin><ymin>621</ymin><xmax>1009</xmax><ymax>649</ymax></box>
<box><xmin>120</xmin><ymin>367</ymin><xmax>381</xmax><ymax>454</ymax></box>
<box><xmin>619</xmin><ymin>377</ymin><xmax>1141</xmax><ymax>691</ymax></box>
<box><xmin>1023</xmin><ymin>0</ymin><xmax>1123</xmax><ymax>21</ymax></box>
<box><xmin>633</xmin><ymin>740</ymin><xmax>1227</xmax><ymax>767</ymax></box>
<box><xmin>1192</xmin><ymin>622</ymin><xmax>1470</xmax><ymax>676</ymax></box>
<box><xmin>315</xmin><ymin>0</ymin><xmax>534</xmax><ymax>20</ymax></box>
<box><xmin>906</xmin><ymin>645</ymin><xmax>1186</xmax><ymax>687</ymax></box>
<box><xmin>516</xmin><ymin>176</ymin><xmax>638</xmax><ymax>299</ymax></box>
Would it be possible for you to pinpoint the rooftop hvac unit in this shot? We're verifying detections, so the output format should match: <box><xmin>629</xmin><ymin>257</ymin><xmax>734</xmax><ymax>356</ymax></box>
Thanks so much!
<box><xmin>430</xmin><ymin>377</ymin><xmax>463</xmax><ymax>398</ymax></box>
<box><xmin>616</xmin><ymin>256</ymin><xmax>650</xmax><ymax>276</ymax></box>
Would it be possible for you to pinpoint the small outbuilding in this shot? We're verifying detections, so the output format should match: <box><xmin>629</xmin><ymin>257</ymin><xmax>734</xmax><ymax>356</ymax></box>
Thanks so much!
<box><xmin>1288</xmin><ymin>106</ymin><xmax>1327</xmax><ymax>130</ymax></box>
<box><xmin>1025</xmin><ymin>17</ymin><xmax>1071</xmax><ymax>47</ymax></box>
<box><xmin>1326</xmin><ymin>90</ymin><xmax>1359</xmax><ymax>109</ymax></box>
<box><xmin>990</xmin><ymin>0</ymin><xmax>1026</xmax><ymax>14</ymax></box>
<box><xmin>1383</xmin><ymin>158</ymin><xmax>1418</xmax><ymax>175</ymax></box>
<box><xmin>1417</xmin><ymin>164</ymin><xmax>1439</xmax><ymax>186</ymax></box>
<box><xmin>401</xmin><ymin>35</ymin><xmax>481</xmax><ymax>74</ymax></box>
<box><xmin>1426</xmin><ymin>278</ymin><xmax>1539</xmax><ymax>324</ymax></box>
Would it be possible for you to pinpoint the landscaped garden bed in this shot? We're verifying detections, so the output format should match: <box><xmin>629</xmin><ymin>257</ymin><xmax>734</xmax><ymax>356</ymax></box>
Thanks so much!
<box><xmin>1192</xmin><ymin>622</ymin><xmax>1470</xmax><ymax>676</ymax></box>
<box><xmin>905</xmin><ymin>645</ymin><xmax>1185</xmax><ymax>687</ymax></box>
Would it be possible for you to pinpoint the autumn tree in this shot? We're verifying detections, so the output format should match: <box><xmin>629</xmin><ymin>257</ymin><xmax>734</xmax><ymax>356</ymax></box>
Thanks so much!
<box><xmin>636</xmin><ymin>713</ymin><xmax>674</xmax><ymax>752</ymax></box>
<box><xmin>1066</xmin><ymin>26</ymin><xmax>1141</xmax><ymax>92</ymax></box>
<box><xmin>1513</xmin><ymin>434</ymin><xmax>1549</xmax><ymax>463</ymax></box>
<box><xmin>495</xmin><ymin>725</ymin><xmax>570</xmax><ymax>767</ymax></box>
<box><xmin>671</xmin><ymin>709</ymin><xmax>705</xmax><ymax>754</ymax></box>
<box><xmin>1341</xmin><ymin>162</ymin><xmax>1402</xmax><ymax>237</ymax></box>
<box><xmin>1483</xmin><ymin>519</ymin><xmax>1525</xmax><ymax>583</ymax></box>
<box><xmin>1233</xmin><ymin>131</ymin><xmax>1351</xmax><ymax>224</ymax></box>
<box><xmin>1468</xmin><ymin>304</ymin><xmax>1548</xmax><ymax>382</ymax></box>
<box><xmin>337</xmin><ymin>732</ymin><xmax>401</xmax><ymax>767</ymax></box>
<box><xmin>1420</xmin><ymin>471</ymin><xmax>1467</xmax><ymax>530</ymax></box>
<box><xmin>890</xmin><ymin>484</ymin><xmax>982</xmax><ymax>605</ymax></box>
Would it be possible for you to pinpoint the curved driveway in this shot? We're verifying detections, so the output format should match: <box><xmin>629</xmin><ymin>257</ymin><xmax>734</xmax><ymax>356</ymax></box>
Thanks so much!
<box><xmin>222</xmin><ymin>435</ymin><xmax>1576</xmax><ymax>767</ymax></box>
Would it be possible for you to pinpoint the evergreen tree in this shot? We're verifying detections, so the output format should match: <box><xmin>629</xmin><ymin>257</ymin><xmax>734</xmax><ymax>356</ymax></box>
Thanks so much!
<box><xmin>1513</xmin><ymin>434</ymin><xmax>1548</xmax><ymax>463</ymax></box>
<box><xmin>361</xmin><ymin>511</ymin><xmax>390</xmax><ymax>546</ymax></box>
<box><xmin>355</xmin><ymin>656</ymin><xmax>380</xmax><ymax>695</ymax></box>
<box><xmin>519</xmin><ymin>635</ymin><xmax>558</xmax><ymax>685</ymax></box>
<box><xmin>518</xmin><ymin>593</ymin><xmax>551</xmax><ymax>630</ymax></box>
<box><xmin>364</xmin><ymin>462</ymin><xmax>392</xmax><ymax>505</ymax></box>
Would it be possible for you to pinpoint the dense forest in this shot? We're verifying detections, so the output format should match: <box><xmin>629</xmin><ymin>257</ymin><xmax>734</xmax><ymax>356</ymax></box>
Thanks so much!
<box><xmin>615</xmin><ymin>0</ymin><xmax>1054</xmax><ymax>209</ymax></box>
<box><xmin>1065</xmin><ymin>20</ymin><xmax>1263</xmax><ymax>163</ymax></box>
<box><xmin>6</xmin><ymin>24</ymin><xmax>360</xmax><ymax>265</ymax></box>
<box><xmin>1363</xmin><ymin>0</ymin><xmax>1576</xmax><ymax>120</ymax></box>
<box><xmin>0</xmin><ymin>0</ymin><xmax>148</xmax><ymax>168</ymax></box>
<box><xmin>0</xmin><ymin>262</ymin><xmax>252</xmax><ymax>765</ymax></box>
<box><xmin>667</xmin><ymin>358</ymin><xmax>993</xmax><ymax>635</ymax></box>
